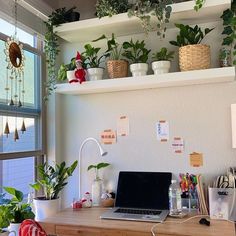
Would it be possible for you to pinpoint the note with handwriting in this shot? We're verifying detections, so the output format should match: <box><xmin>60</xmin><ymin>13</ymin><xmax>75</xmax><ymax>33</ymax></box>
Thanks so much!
<box><xmin>190</xmin><ymin>152</ymin><xmax>203</xmax><ymax>167</ymax></box>
<box><xmin>156</xmin><ymin>120</ymin><xmax>169</xmax><ymax>142</ymax></box>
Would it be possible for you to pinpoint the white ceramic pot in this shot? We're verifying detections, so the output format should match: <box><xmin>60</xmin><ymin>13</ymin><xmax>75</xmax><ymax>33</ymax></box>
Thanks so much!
<box><xmin>87</xmin><ymin>68</ymin><xmax>104</xmax><ymax>81</ymax></box>
<box><xmin>66</xmin><ymin>70</ymin><xmax>76</xmax><ymax>82</ymax></box>
<box><xmin>33</xmin><ymin>198</ymin><xmax>60</xmax><ymax>221</ymax></box>
<box><xmin>152</xmin><ymin>61</ymin><xmax>171</xmax><ymax>75</ymax></box>
<box><xmin>130</xmin><ymin>63</ymin><xmax>148</xmax><ymax>77</ymax></box>
<box><xmin>8</xmin><ymin>223</ymin><xmax>20</xmax><ymax>236</ymax></box>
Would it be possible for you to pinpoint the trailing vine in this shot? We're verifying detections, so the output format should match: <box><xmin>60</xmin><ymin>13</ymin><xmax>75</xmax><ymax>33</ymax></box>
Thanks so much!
<box><xmin>44</xmin><ymin>7</ymin><xmax>77</xmax><ymax>101</ymax></box>
<box><xmin>128</xmin><ymin>0</ymin><xmax>172</xmax><ymax>38</ymax></box>
<box><xmin>194</xmin><ymin>0</ymin><xmax>205</xmax><ymax>12</ymax></box>
<box><xmin>221</xmin><ymin>0</ymin><xmax>236</xmax><ymax>65</ymax></box>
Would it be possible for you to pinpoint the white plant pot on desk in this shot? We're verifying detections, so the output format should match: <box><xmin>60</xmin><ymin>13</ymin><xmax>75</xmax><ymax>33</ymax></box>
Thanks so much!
<box><xmin>8</xmin><ymin>223</ymin><xmax>20</xmax><ymax>236</ymax></box>
<box><xmin>130</xmin><ymin>63</ymin><xmax>148</xmax><ymax>77</ymax></box>
<box><xmin>87</xmin><ymin>68</ymin><xmax>104</xmax><ymax>81</ymax></box>
<box><xmin>66</xmin><ymin>70</ymin><xmax>76</xmax><ymax>82</ymax></box>
<box><xmin>152</xmin><ymin>61</ymin><xmax>171</xmax><ymax>75</ymax></box>
<box><xmin>33</xmin><ymin>198</ymin><xmax>61</xmax><ymax>221</ymax></box>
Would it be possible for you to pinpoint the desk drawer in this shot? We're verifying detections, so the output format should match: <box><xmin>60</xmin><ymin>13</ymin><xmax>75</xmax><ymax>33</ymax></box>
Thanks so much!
<box><xmin>56</xmin><ymin>225</ymin><xmax>101</xmax><ymax>236</ymax></box>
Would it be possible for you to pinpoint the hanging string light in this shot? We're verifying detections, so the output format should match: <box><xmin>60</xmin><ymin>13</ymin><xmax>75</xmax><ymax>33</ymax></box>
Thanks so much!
<box><xmin>4</xmin><ymin>0</ymin><xmax>26</xmax><ymax>141</ymax></box>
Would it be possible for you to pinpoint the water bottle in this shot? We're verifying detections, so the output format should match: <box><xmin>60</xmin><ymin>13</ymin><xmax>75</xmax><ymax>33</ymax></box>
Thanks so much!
<box><xmin>169</xmin><ymin>180</ymin><xmax>182</xmax><ymax>215</ymax></box>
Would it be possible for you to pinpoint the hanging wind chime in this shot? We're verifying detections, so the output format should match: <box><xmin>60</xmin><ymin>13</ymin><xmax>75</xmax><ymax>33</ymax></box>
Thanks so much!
<box><xmin>4</xmin><ymin>0</ymin><xmax>26</xmax><ymax>141</ymax></box>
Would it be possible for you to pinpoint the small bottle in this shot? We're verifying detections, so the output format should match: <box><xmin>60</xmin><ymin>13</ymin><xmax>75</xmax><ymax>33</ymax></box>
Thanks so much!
<box><xmin>169</xmin><ymin>180</ymin><xmax>182</xmax><ymax>215</ymax></box>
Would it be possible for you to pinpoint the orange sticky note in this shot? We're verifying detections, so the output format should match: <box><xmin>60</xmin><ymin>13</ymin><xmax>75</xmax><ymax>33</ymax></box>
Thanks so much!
<box><xmin>101</xmin><ymin>130</ymin><xmax>116</xmax><ymax>145</ymax></box>
<box><xmin>190</xmin><ymin>152</ymin><xmax>203</xmax><ymax>167</ymax></box>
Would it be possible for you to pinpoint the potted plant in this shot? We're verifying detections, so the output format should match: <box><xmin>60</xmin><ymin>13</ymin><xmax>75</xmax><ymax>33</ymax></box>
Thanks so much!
<box><xmin>93</xmin><ymin>33</ymin><xmax>128</xmax><ymax>79</ymax></box>
<box><xmin>87</xmin><ymin>162</ymin><xmax>110</xmax><ymax>206</ymax></box>
<box><xmin>152</xmin><ymin>47</ymin><xmax>174</xmax><ymax>74</ymax></box>
<box><xmin>58</xmin><ymin>57</ymin><xmax>76</xmax><ymax>82</ymax></box>
<box><xmin>30</xmin><ymin>160</ymin><xmax>78</xmax><ymax>221</ymax></box>
<box><xmin>96</xmin><ymin>0</ymin><xmax>131</xmax><ymax>18</ymax></box>
<box><xmin>0</xmin><ymin>187</ymin><xmax>35</xmax><ymax>236</ymax></box>
<box><xmin>44</xmin><ymin>7</ymin><xmax>80</xmax><ymax>101</ymax></box>
<box><xmin>82</xmin><ymin>44</ymin><xmax>109</xmax><ymax>81</ymax></box>
<box><xmin>122</xmin><ymin>39</ymin><xmax>151</xmax><ymax>77</ymax></box>
<box><xmin>57</xmin><ymin>52</ymin><xmax>86</xmax><ymax>84</ymax></box>
<box><xmin>169</xmin><ymin>24</ymin><xmax>214</xmax><ymax>71</ymax></box>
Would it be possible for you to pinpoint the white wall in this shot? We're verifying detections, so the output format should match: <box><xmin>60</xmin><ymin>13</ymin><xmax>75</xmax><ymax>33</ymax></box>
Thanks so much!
<box><xmin>49</xmin><ymin>20</ymin><xmax>236</xmax><ymax>208</ymax></box>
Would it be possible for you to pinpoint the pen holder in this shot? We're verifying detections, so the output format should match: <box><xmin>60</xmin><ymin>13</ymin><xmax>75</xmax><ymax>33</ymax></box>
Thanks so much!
<box><xmin>181</xmin><ymin>197</ymin><xmax>198</xmax><ymax>212</ymax></box>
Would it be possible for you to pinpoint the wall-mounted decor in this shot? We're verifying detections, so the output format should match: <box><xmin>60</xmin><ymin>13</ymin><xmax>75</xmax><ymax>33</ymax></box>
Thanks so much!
<box><xmin>4</xmin><ymin>0</ymin><xmax>26</xmax><ymax>141</ymax></box>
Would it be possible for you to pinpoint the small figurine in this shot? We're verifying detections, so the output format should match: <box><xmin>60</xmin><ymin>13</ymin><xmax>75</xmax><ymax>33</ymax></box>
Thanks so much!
<box><xmin>74</xmin><ymin>52</ymin><xmax>86</xmax><ymax>84</ymax></box>
<box><xmin>81</xmin><ymin>192</ymin><xmax>92</xmax><ymax>208</ymax></box>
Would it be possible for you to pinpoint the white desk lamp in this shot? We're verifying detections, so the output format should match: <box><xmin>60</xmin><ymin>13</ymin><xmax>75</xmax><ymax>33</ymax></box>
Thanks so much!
<box><xmin>78</xmin><ymin>137</ymin><xmax>107</xmax><ymax>199</ymax></box>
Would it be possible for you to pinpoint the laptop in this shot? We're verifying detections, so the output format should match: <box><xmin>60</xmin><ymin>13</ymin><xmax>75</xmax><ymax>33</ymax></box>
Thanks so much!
<box><xmin>100</xmin><ymin>171</ymin><xmax>172</xmax><ymax>222</ymax></box>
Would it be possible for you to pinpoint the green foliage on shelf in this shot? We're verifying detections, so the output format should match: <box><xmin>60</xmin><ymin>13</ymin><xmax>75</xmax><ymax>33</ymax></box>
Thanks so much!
<box><xmin>152</xmin><ymin>47</ymin><xmax>174</xmax><ymax>61</ymax></box>
<box><xmin>44</xmin><ymin>7</ymin><xmax>77</xmax><ymax>101</ymax></box>
<box><xmin>93</xmin><ymin>33</ymin><xmax>124</xmax><ymax>60</ymax></box>
<box><xmin>128</xmin><ymin>0</ymin><xmax>172</xmax><ymax>37</ymax></box>
<box><xmin>194</xmin><ymin>0</ymin><xmax>205</xmax><ymax>11</ymax></box>
<box><xmin>122</xmin><ymin>39</ymin><xmax>151</xmax><ymax>64</ymax></box>
<box><xmin>169</xmin><ymin>24</ymin><xmax>214</xmax><ymax>47</ymax></box>
<box><xmin>57</xmin><ymin>58</ymin><xmax>76</xmax><ymax>81</ymax></box>
<box><xmin>82</xmin><ymin>44</ymin><xmax>109</xmax><ymax>68</ymax></box>
<box><xmin>221</xmin><ymin>0</ymin><xmax>236</xmax><ymax>65</ymax></box>
<box><xmin>30</xmin><ymin>161</ymin><xmax>78</xmax><ymax>200</ymax></box>
<box><xmin>96</xmin><ymin>0</ymin><xmax>131</xmax><ymax>18</ymax></box>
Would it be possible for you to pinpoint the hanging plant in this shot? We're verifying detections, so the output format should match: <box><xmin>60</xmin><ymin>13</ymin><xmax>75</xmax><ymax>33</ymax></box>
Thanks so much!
<box><xmin>44</xmin><ymin>7</ymin><xmax>78</xmax><ymax>101</ymax></box>
<box><xmin>128</xmin><ymin>0</ymin><xmax>172</xmax><ymax>38</ymax></box>
<box><xmin>194</xmin><ymin>0</ymin><xmax>205</xmax><ymax>11</ymax></box>
<box><xmin>96</xmin><ymin>0</ymin><xmax>131</xmax><ymax>18</ymax></box>
<box><xmin>221</xmin><ymin>0</ymin><xmax>236</xmax><ymax>65</ymax></box>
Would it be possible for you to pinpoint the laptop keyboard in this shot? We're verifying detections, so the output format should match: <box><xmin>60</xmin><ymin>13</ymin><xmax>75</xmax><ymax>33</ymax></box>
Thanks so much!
<box><xmin>115</xmin><ymin>208</ymin><xmax>161</xmax><ymax>215</ymax></box>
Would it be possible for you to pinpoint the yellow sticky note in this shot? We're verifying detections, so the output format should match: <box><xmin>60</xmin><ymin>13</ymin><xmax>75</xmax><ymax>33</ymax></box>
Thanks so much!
<box><xmin>190</xmin><ymin>152</ymin><xmax>203</xmax><ymax>167</ymax></box>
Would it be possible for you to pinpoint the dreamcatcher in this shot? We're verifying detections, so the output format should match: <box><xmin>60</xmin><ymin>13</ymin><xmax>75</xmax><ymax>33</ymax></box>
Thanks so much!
<box><xmin>4</xmin><ymin>0</ymin><xmax>26</xmax><ymax>141</ymax></box>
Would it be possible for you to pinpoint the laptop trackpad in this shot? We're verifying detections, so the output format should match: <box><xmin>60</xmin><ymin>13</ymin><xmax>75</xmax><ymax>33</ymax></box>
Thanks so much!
<box><xmin>123</xmin><ymin>214</ymin><xmax>160</xmax><ymax>219</ymax></box>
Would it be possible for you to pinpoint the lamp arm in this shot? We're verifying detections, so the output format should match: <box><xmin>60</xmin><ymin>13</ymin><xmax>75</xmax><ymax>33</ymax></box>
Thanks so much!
<box><xmin>78</xmin><ymin>137</ymin><xmax>106</xmax><ymax>199</ymax></box>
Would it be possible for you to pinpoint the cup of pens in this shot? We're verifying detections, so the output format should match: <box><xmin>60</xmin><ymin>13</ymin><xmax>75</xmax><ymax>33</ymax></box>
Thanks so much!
<box><xmin>179</xmin><ymin>173</ymin><xmax>198</xmax><ymax>211</ymax></box>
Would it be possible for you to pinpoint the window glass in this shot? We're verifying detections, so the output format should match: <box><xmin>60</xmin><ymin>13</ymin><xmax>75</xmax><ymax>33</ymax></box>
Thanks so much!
<box><xmin>0</xmin><ymin>157</ymin><xmax>35</xmax><ymax>196</ymax></box>
<box><xmin>0</xmin><ymin>19</ymin><xmax>34</xmax><ymax>46</ymax></box>
<box><xmin>0</xmin><ymin>40</ymin><xmax>38</xmax><ymax>107</ymax></box>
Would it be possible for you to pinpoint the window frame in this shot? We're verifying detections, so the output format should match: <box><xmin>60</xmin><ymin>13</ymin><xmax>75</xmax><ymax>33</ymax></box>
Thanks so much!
<box><xmin>0</xmin><ymin>30</ymin><xmax>46</xmax><ymax>160</ymax></box>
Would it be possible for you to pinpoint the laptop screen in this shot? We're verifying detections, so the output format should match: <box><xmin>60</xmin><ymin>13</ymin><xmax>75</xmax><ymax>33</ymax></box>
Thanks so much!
<box><xmin>115</xmin><ymin>171</ymin><xmax>172</xmax><ymax>210</ymax></box>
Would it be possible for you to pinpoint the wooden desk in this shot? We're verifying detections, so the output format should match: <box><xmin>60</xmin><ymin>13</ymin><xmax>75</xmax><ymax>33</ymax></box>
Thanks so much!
<box><xmin>39</xmin><ymin>208</ymin><xmax>235</xmax><ymax>236</ymax></box>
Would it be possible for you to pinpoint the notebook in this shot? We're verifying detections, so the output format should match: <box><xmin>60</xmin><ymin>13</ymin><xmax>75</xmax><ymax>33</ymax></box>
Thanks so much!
<box><xmin>100</xmin><ymin>171</ymin><xmax>172</xmax><ymax>222</ymax></box>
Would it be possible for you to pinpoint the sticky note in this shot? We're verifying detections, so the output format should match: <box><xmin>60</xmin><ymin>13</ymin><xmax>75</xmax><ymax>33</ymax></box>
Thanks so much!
<box><xmin>172</xmin><ymin>137</ymin><xmax>184</xmax><ymax>153</ymax></box>
<box><xmin>117</xmin><ymin>116</ymin><xmax>129</xmax><ymax>136</ymax></box>
<box><xmin>101</xmin><ymin>130</ymin><xmax>116</xmax><ymax>144</ymax></box>
<box><xmin>156</xmin><ymin>120</ymin><xmax>169</xmax><ymax>142</ymax></box>
<box><xmin>190</xmin><ymin>152</ymin><xmax>203</xmax><ymax>167</ymax></box>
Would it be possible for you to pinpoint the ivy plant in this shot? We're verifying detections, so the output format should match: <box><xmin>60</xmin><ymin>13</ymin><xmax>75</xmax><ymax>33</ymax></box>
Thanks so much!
<box><xmin>194</xmin><ymin>0</ymin><xmax>205</xmax><ymax>11</ymax></box>
<box><xmin>122</xmin><ymin>39</ymin><xmax>151</xmax><ymax>64</ymax></box>
<box><xmin>221</xmin><ymin>0</ymin><xmax>236</xmax><ymax>65</ymax></box>
<box><xmin>152</xmin><ymin>47</ymin><xmax>174</xmax><ymax>61</ymax></box>
<box><xmin>44</xmin><ymin>7</ymin><xmax>78</xmax><ymax>101</ymax></box>
<box><xmin>82</xmin><ymin>44</ymin><xmax>109</xmax><ymax>68</ymax></box>
<box><xmin>169</xmin><ymin>24</ymin><xmax>214</xmax><ymax>47</ymax></box>
<box><xmin>96</xmin><ymin>0</ymin><xmax>131</xmax><ymax>18</ymax></box>
<box><xmin>128</xmin><ymin>0</ymin><xmax>172</xmax><ymax>38</ymax></box>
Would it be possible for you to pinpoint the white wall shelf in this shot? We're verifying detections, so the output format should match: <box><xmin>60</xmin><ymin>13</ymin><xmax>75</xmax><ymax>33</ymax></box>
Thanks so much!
<box><xmin>55</xmin><ymin>0</ymin><xmax>230</xmax><ymax>43</ymax></box>
<box><xmin>55</xmin><ymin>67</ymin><xmax>235</xmax><ymax>95</ymax></box>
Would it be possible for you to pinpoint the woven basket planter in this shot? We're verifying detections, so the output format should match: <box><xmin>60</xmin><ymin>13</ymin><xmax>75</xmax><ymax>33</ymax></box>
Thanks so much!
<box><xmin>107</xmin><ymin>60</ymin><xmax>128</xmax><ymax>79</ymax></box>
<box><xmin>179</xmin><ymin>44</ymin><xmax>210</xmax><ymax>71</ymax></box>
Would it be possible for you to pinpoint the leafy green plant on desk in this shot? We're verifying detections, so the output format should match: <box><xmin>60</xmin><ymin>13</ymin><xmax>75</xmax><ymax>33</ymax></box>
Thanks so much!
<box><xmin>87</xmin><ymin>162</ymin><xmax>110</xmax><ymax>180</ymax></box>
<box><xmin>152</xmin><ymin>47</ymin><xmax>174</xmax><ymax>61</ymax></box>
<box><xmin>31</xmin><ymin>161</ymin><xmax>78</xmax><ymax>200</ymax></box>
<box><xmin>0</xmin><ymin>187</ymin><xmax>34</xmax><ymax>232</ymax></box>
